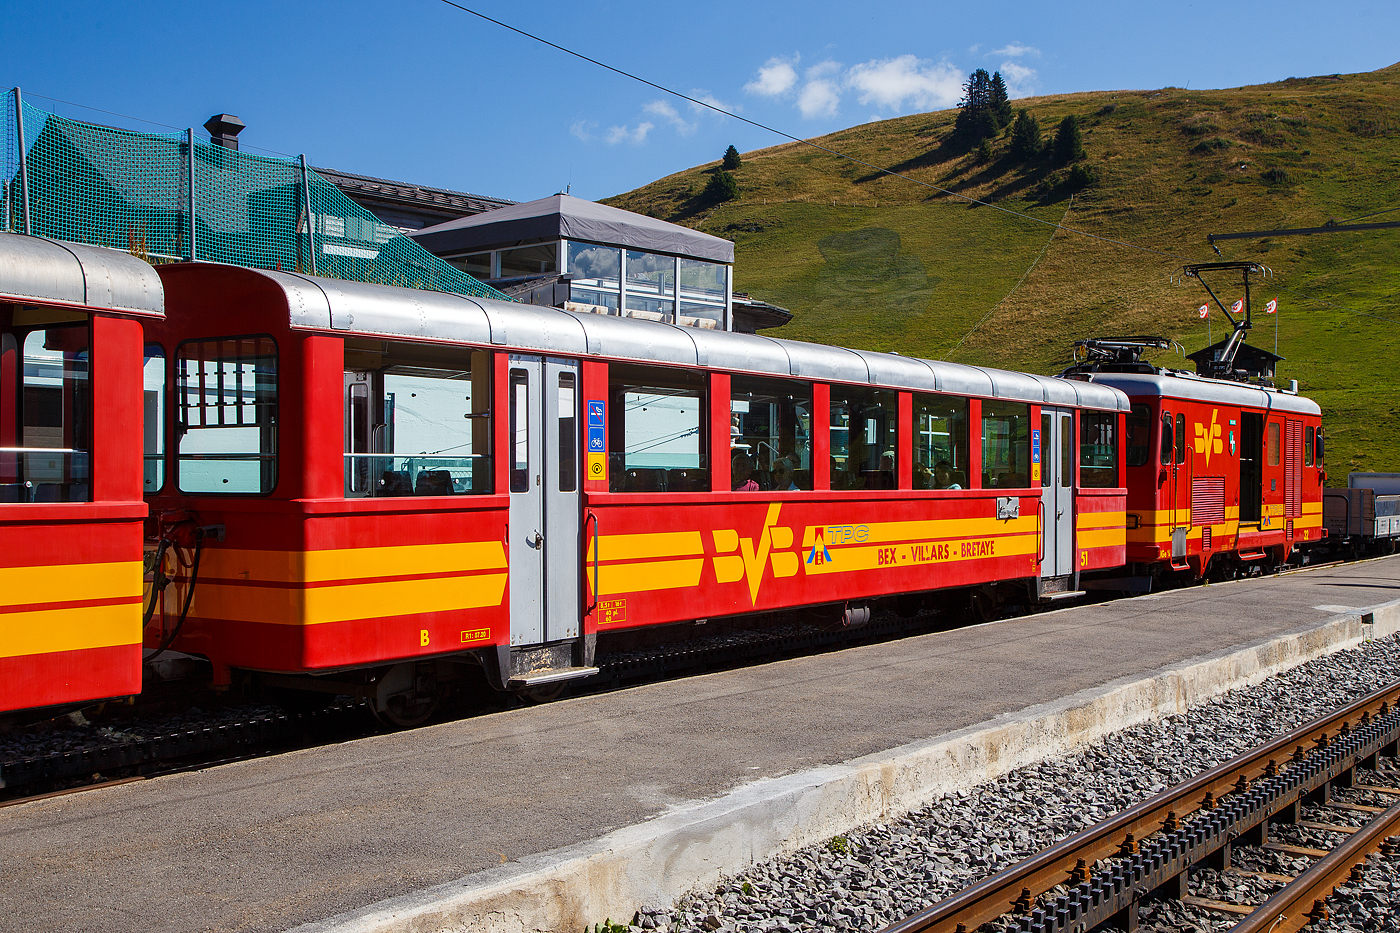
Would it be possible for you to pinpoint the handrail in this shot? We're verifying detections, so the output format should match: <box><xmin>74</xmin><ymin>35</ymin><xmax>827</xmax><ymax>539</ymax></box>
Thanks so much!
<box><xmin>585</xmin><ymin>509</ymin><xmax>599</xmax><ymax>616</ymax></box>
<box><xmin>1037</xmin><ymin>498</ymin><xmax>1046</xmax><ymax>564</ymax></box>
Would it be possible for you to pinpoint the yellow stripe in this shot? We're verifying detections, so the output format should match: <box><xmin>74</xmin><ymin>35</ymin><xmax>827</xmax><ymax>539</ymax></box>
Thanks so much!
<box><xmin>0</xmin><ymin>603</ymin><xmax>141</xmax><ymax>659</ymax></box>
<box><xmin>1303</xmin><ymin>501</ymin><xmax>1322</xmax><ymax>515</ymax></box>
<box><xmin>192</xmin><ymin>573</ymin><xmax>508</xmax><ymax>626</ymax></box>
<box><xmin>1076</xmin><ymin>511</ymin><xmax>1126</xmax><ymax>530</ymax></box>
<box><xmin>813</xmin><ymin>515</ymin><xmax>1037</xmax><ymax>547</ymax></box>
<box><xmin>807</xmin><ymin>534</ymin><xmax>1037</xmax><ymax>576</ymax></box>
<box><xmin>593</xmin><ymin>531</ymin><xmax>705</xmax><ymax>562</ymax></box>
<box><xmin>198</xmin><ymin>542</ymin><xmax>507</xmax><ymax>584</ymax></box>
<box><xmin>1078</xmin><ymin>527</ymin><xmax>1126</xmax><ymax>549</ymax></box>
<box><xmin>598</xmin><ymin>558</ymin><xmax>705</xmax><ymax>595</ymax></box>
<box><xmin>0</xmin><ymin>561</ymin><xmax>143</xmax><ymax>609</ymax></box>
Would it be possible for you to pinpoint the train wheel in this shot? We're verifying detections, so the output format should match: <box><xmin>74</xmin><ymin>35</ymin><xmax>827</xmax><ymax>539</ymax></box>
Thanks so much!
<box><xmin>370</xmin><ymin>661</ymin><xmax>440</xmax><ymax>728</ymax></box>
<box><xmin>518</xmin><ymin>682</ymin><xmax>569</xmax><ymax>704</ymax></box>
<box><xmin>371</xmin><ymin>693</ymin><xmax>439</xmax><ymax>729</ymax></box>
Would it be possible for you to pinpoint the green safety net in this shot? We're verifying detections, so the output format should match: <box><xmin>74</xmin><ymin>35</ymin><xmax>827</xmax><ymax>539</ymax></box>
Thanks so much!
<box><xmin>1</xmin><ymin>90</ymin><xmax>509</xmax><ymax>301</ymax></box>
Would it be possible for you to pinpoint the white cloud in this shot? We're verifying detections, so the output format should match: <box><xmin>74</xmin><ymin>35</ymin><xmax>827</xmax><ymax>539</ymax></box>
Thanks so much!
<box><xmin>569</xmin><ymin>120</ymin><xmax>595</xmax><ymax>143</ymax></box>
<box><xmin>689</xmin><ymin>90</ymin><xmax>738</xmax><ymax>116</ymax></box>
<box><xmin>999</xmin><ymin>61</ymin><xmax>1039</xmax><ymax>98</ymax></box>
<box><xmin>991</xmin><ymin>42</ymin><xmax>1040</xmax><ymax>58</ymax></box>
<box><xmin>643</xmin><ymin>99</ymin><xmax>697</xmax><ymax>135</ymax></box>
<box><xmin>745</xmin><ymin>56</ymin><xmax>799</xmax><ymax>97</ymax></box>
<box><xmin>605</xmin><ymin>121</ymin><xmax>654</xmax><ymax>145</ymax></box>
<box><xmin>847</xmin><ymin>55</ymin><xmax>964</xmax><ymax>112</ymax></box>
<box><xmin>797</xmin><ymin>61</ymin><xmax>843</xmax><ymax>119</ymax></box>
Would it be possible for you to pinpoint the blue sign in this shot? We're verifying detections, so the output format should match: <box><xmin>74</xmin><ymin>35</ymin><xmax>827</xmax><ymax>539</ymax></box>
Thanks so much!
<box><xmin>1031</xmin><ymin>428</ymin><xmax>1041</xmax><ymax>464</ymax></box>
<box><xmin>588</xmin><ymin>427</ymin><xmax>605</xmax><ymax>452</ymax></box>
<box><xmin>588</xmin><ymin>401</ymin><xmax>605</xmax><ymax>427</ymax></box>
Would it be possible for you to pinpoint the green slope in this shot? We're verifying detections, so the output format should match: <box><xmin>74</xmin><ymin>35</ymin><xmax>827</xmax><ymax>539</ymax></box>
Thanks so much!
<box><xmin>605</xmin><ymin>65</ymin><xmax>1400</xmax><ymax>482</ymax></box>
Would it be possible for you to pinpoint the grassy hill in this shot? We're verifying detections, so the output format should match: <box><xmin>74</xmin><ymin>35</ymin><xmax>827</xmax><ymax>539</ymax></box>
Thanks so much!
<box><xmin>605</xmin><ymin>65</ymin><xmax>1400</xmax><ymax>482</ymax></box>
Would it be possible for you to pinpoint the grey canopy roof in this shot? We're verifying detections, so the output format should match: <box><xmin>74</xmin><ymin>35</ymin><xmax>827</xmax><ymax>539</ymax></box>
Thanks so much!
<box><xmin>410</xmin><ymin>194</ymin><xmax>735</xmax><ymax>264</ymax></box>
<box><xmin>227</xmin><ymin>265</ymin><xmax>1125</xmax><ymax>411</ymax></box>
<box><xmin>0</xmin><ymin>233</ymin><xmax>164</xmax><ymax>317</ymax></box>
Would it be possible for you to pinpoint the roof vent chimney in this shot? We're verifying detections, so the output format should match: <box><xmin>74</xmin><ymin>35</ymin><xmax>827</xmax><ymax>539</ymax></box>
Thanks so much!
<box><xmin>203</xmin><ymin>114</ymin><xmax>246</xmax><ymax>150</ymax></box>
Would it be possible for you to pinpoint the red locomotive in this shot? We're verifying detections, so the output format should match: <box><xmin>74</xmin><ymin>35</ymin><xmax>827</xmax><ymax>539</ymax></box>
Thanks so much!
<box><xmin>1061</xmin><ymin>264</ymin><xmax>1323</xmax><ymax>586</ymax></box>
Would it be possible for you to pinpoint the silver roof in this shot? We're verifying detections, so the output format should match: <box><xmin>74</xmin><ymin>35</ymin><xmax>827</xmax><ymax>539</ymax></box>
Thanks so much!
<box><xmin>220</xmin><ymin>266</ymin><xmax>1127</xmax><ymax>411</ymax></box>
<box><xmin>1074</xmin><ymin>371</ymin><xmax>1320</xmax><ymax>417</ymax></box>
<box><xmin>0</xmin><ymin>233</ymin><xmax>163</xmax><ymax>317</ymax></box>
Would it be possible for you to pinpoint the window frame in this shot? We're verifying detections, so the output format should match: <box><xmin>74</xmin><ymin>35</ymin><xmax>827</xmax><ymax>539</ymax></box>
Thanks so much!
<box><xmin>912</xmin><ymin>393</ymin><xmax>970</xmax><ymax>490</ymax></box>
<box><xmin>731</xmin><ymin>374</ymin><xmax>814</xmax><ymax>492</ymax></box>
<box><xmin>175</xmin><ymin>334</ymin><xmax>279</xmax><ymax>497</ymax></box>
<box><xmin>980</xmin><ymin>399</ymin><xmax>1033</xmax><ymax>490</ymax></box>
<box><xmin>828</xmin><ymin>384</ymin><xmax>899</xmax><ymax>491</ymax></box>
<box><xmin>607</xmin><ymin>362</ymin><xmax>710</xmax><ymax>493</ymax></box>
<box><xmin>1079</xmin><ymin>410</ymin><xmax>1120</xmax><ymax>489</ymax></box>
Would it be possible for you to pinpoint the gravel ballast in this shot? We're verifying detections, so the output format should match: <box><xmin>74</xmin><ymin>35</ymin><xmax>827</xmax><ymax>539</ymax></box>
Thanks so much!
<box><xmin>628</xmin><ymin>634</ymin><xmax>1400</xmax><ymax>933</ymax></box>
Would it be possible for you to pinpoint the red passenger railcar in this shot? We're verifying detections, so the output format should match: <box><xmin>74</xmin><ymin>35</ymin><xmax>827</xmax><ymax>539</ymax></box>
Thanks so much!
<box><xmin>1065</xmin><ymin>369</ymin><xmax>1323</xmax><ymax>581</ymax></box>
<box><xmin>1</xmin><ymin>234</ymin><xmax>163</xmax><ymax>716</ymax></box>
<box><xmin>141</xmin><ymin>264</ymin><xmax>1128</xmax><ymax>719</ymax></box>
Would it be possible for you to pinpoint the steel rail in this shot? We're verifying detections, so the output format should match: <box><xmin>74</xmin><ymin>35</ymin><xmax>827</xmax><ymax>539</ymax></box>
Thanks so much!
<box><xmin>1230</xmin><ymin>801</ymin><xmax>1400</xmax><ymax>933</ymax></box>
<box><xmin>880</xmin><ymin>679</ymin><xmax>1400</xmax><ymax>933</ymax></box>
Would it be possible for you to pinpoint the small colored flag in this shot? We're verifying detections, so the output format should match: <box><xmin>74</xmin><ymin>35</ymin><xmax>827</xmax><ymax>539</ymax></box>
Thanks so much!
<box><xmin>1198</xmin><ymin>304</ymin><xmax>1209</xmax><ymax>319</ymax></box>
<box><xmin>1264</xmin><ymin>298</ymin><xmax>1278</xmax><ymax>314</ymax></box>
<box><xmin>1230</xmin><ymin>299</ymin><xmax>1244</xmax><ymax>314</ymax></box>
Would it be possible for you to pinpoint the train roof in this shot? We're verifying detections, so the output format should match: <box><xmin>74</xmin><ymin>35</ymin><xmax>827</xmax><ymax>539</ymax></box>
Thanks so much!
<box><xmin>0</xmin><ymin>233</ymin><xmax>164</xmax><ymax>318</ymax></box>
<box><xmin>1069</xmin><ymin>370</ymin><xmax>1320</xmax><ymax>417</ymax></box>
<box><xmin>166</xmin><ymin>263</ymin><xmax>1128</xmax><ymax>412</ymax></box>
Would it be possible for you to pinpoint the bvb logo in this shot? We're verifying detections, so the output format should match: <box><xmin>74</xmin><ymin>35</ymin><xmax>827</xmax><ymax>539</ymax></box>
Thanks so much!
<box><xmin>1193</xmin><ymin>409</ymin><xmax>1224</xmax><ymax>466</ymax></box>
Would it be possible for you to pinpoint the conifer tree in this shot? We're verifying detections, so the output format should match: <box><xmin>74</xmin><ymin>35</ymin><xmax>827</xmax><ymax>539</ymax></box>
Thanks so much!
<box><xmin>704</xmin><ymin>169</ymin><xmax>740</xmax><ymax>203</ymax></box>
<box><xmin>722</xmin><ymin>145</ymin><xmax>742</xmax><ymax>171</ymax></box>
<box><xmin>1053</xmin><ymin>115</ymin><xmax>1085</xmax><ymax>165</ymax></box>
<box><xmin>1008</xmin><ymin>110</ymin><xmax>1042</xmax><ymax>163</ymax></box>
<box><xmin>953</xmin><ymin>69</ymin><xmax>998</xmax><ymax>148</ymax></box>
<box><xmin>989</xmin><ymin>72</ymin><xmax>1013</xmax><ymax>128</ymax></box>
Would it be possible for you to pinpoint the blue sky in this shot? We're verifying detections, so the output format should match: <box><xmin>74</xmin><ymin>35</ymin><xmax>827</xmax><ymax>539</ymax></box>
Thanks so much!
<box><xmin>3</xmin><ymin>1</ymin><xmax>1397</xmax><ymax>203</ymax></box>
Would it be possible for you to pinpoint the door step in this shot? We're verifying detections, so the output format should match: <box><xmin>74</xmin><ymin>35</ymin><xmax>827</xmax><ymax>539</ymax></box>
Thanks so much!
<box><xmin>1237</xmin><ymin>549</ymin><xmax>1268</xmax><ymax>561</ymax></box>
<box><xmin>1040</xmin><ymin>590</ymin><xmax>1086</xmax><ymax>602</ymax></box>
<box><xmin>507</xmin><ymin>666</ymin><xmax>599</xmax><ymax>689</ymax></box>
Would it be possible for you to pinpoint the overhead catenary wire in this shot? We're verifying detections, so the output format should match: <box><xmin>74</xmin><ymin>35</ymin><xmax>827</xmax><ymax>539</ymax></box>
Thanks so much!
<box><xmin>436</xmin><ymin>0</ymin><xmax>1183</xmax><ymax>261</ymax></box>
<box><xmin>437</xmin><ymin>2</ymin><xmax>1400</xmax><ymax>337</ymax></box>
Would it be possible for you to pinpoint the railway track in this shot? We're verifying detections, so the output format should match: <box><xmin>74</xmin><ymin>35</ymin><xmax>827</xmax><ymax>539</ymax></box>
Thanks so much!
<box><xmin>880</xmin><ymin>679</ymin><xmax>1400</xmax><ymax>933</ymax></box>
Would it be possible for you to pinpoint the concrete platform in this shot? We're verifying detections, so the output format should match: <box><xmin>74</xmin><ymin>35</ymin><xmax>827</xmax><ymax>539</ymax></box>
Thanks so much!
<box><xmin>4</xmin><ymin>557</ymin><xmax>1400</xmax><ymax>933</ymax></box>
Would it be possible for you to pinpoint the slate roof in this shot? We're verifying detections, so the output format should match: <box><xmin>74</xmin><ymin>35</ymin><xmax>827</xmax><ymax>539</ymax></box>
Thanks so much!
<box><xmin>313</xmin><ymin>166</ymin><xmax>514</xmax><ymax>217</ymax></box>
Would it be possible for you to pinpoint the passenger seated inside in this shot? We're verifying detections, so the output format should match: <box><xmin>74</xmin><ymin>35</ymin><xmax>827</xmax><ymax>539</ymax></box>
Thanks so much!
<box><xmin>878</xmin><ymin>452</ymin><xmax>896</xmax><ymax>489</ymax></box>
<box><xmin>772</xmin><ymin>458</ymin><xmax>799</xmax><ymax>491</ymax></box>
<box><xmin>934</xmin><ymin>460</ymin><xmax>963</xmax><ymax>490</ymax></box>
<box><xmin>732</xmin><ymin>452</ymin><xmax>759</xmax><ymax>491</ymax></box>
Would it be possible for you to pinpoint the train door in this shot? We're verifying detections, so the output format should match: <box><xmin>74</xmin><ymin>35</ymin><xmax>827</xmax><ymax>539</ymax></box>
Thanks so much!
<box><xmin>1040</xmin><ymin>408</ymin><xmax>1074</xmax><ymax>578</ymax></box>
<box><xmin>507</xmin><ymin>355</ymin><xmax>582</xmax><ymax>647</ymax></box>
<box><xmin>1162</xmin><ymin>407</ymin><xmax>1189</xmax><ymax>560</ymax></box>
<box><xmin>1262</xmin><ymin>416</ymin><xmax>1285</xmax><ymax>535</ymax></box>
<box><xmin>1240</xmin><ymin>413</ymin><xmax>1263</xmax><ymax>525</ymax></box>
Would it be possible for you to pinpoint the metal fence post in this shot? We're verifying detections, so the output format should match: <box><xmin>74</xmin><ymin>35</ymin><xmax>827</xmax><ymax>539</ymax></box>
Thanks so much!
<box><xmin>300</xmin><ymin>154</ymin><xmax>316</xmax><ymax>275</ymax></box>
<box><xmin>15</xmin><ymin>87</ymin><xmax>31</xmax><ymax>235</ymax></box>
<box><xmin>186</xmin><ymin>127</ymin><xmax>197</xmax><ymax>261</ymax></box>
